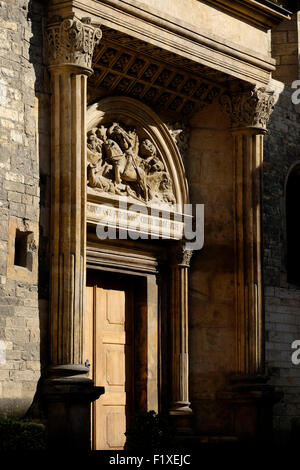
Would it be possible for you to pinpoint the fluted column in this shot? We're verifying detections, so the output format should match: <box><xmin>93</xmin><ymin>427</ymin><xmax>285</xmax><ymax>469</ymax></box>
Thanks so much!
<box><xmin>42</xmin><ymin>16</ymin><xmax>104</xmax><ymax>450</ymax></box>
<box><xmin>169</xmin><ymin>244</ymin><xmax>193</xmax><ymax>434</ymax></box>
<box><xmin>220</xmin><ymin>87</ymin><xmax>275</xmax><ymax>376</ymax></box>
<box><xmin>218</xmin><ymin>87</ymin><xmax>280</xmax><ymax>444</ymax></box>
<box><xmin>45</xmin><ymin>16</ymin><xmax>102</xmax><ymax>367</ymax></box>
<box><xmin>232</xmin><ymin>128</ymin><xmax>265</xmax><ymax>375</ymax></box>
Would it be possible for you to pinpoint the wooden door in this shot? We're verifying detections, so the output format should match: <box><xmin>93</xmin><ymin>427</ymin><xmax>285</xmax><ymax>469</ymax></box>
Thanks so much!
<box><xmin>85</xmin><ymin>273</ymin><xmax>133</xmax><ymax>450</ymax></box>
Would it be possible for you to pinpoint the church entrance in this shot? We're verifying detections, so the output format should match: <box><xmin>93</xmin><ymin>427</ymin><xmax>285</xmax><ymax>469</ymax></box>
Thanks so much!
<box><xmin>84</xmin><ymin>96</ymin><xmax>194</xmax><ymax>447</ymax></box>
<box><xmin>85</xmin><ymin>268</ymin><xmax>154</xmax><ymax>450</ymax></box>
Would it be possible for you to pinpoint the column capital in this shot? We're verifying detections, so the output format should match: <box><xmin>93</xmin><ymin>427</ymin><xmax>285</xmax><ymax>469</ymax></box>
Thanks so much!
<box><xmin>172</xmin><ymin>243</ymin><xmax>194</xmax><ymax>268</ymax></box>
<box><xmin>220</xmin><ymin>87</ymin><xmax>276</xmax><ymax>131</ymax></box>
<box><xmin>45</xmin><ymin>14</ymin><xmax>102</xmax><ymax>74</ymax></box>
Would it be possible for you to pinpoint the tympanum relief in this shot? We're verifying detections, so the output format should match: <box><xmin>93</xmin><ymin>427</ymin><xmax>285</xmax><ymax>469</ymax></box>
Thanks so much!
<box><xmin>87</xmin><ymin>123</ymin><xmax>176</xmax><ymax>207</ymax></box>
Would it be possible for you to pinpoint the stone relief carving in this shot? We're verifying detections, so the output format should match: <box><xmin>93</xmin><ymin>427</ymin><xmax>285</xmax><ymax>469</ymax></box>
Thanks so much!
<box><xmin>219</xmin><ymin>87</ymin><xmax>275</xmax><ymax>130</ymax></box>
<box><xmin>45</xmin><ymin>15</ymin><xmax>102</xmax><ymax>69</ymax></box>
<box><xmin>87</xmin><ymin>123</ymin><xmax>176</xmax><ymax>206</ymax></box>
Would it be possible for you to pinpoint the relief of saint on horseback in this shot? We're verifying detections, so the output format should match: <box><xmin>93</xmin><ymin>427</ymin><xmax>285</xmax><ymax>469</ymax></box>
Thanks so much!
<box><xmin>87</xmin><ymin>122</ymin><xmax>176</xmax><ymax>206</ymax></box>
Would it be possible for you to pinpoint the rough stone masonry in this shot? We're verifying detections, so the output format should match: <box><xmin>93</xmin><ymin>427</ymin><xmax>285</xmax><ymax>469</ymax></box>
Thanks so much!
<box><xmin>0</xmin><ymin>0</ymin><xmax>49</xmax><ymax>417</ymax></box>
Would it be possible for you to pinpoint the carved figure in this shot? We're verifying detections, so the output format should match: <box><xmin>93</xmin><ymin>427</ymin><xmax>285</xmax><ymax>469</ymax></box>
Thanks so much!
<box><xmin>87</xmin><ymin>122</ymin><xmax>176</xmax><ymax>206</ymax></box>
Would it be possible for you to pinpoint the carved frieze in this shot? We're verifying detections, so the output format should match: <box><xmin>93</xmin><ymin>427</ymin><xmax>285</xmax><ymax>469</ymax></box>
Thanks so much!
<box><xmin>87</xmin><ymin>123</ymin><xmax>176</xmax><ymax>206</ymax></box>
<box><xmin>219</xmin><ymin>87</ymin><xmax>275</xmax><ymax>130</ymax></box>
<box><xmin>45</xmin><ymin>15</ymin><xmax>102</xmax><ymax>70</ymax></box>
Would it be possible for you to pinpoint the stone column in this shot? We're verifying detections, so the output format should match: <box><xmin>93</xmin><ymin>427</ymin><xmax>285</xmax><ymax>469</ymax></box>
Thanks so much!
<box><xmin>221</xmin><ymin>87</ymin><xmax>275</xmax><ymax>377</ymax></box>
<box><xmin>219</xmin><ymin>87</ymin><xmax>280</xmax><ymax>443</ymax></box>
<box><xmin>169</xmin><ymin>244</ymin><xmax>193</xmax><ymax>434</ymax></box>
<box><xmin>42</xmin><ymin>15</ymin><xmax>104</xmax><ymax>450</ymax></box>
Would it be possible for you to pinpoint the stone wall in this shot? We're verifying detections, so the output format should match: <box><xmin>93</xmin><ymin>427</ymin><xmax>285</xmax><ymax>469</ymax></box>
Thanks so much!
<box><xmin>264</xmin><ymin>78</ymin><xmax>300</xmax><ymax>444</ymax></box>
<box><xmin>271</xmin><ymin>12</ymin><xmax>299</xmax><ymax>86</ymax></box>
<box><xmin>0</xmin><ymin>0</ymin><xmax>49</xmax><ymax>417</ymax></box>
<box><xmin>188</xmin><ymin>103</ymin><xmax>236</xmax><ymax>434</ymax></box>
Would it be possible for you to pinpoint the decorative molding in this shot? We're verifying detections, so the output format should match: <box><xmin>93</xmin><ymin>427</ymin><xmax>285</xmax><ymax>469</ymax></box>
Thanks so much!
<box><xmin>204</xmin><ymin>0</ymin><xmax>290</xmax><ymax>28</ymax></box>
<box><xmin>49</xmin><ymin>0</ymin><xmax>275</xmax><ymax>86</ymax></box>
<box><xmin>97</xmin><ymin>27</ymin><xmax>235</xmax><ymax>84</ymax></box>
<box><xmin>219</xmin><ymin>87</ymin><xmax>275</xmax><ymax>130</ymax></box>
<box><xmin>89</xmin><ymin>32</ymin><xmax>223</xmax><ymax>116</ymax></box>
<box><xmin>45</xmin><ymin>15</ymin><xmax>102</xmax><ymax>71</ymax></box>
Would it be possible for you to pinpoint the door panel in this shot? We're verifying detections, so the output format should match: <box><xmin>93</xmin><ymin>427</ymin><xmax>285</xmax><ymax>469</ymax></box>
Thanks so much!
<box><xmin>85</xmin><ymin>275</ymin><xmax>133</xmax><ymax>450</ymax></box>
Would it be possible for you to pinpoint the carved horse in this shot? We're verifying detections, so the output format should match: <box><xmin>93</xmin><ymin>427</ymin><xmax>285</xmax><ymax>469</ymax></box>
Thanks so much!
<box><xmin>103</xmin><ymin>138</ymin><xmax>149</xmax><ymax>201</ymax></box>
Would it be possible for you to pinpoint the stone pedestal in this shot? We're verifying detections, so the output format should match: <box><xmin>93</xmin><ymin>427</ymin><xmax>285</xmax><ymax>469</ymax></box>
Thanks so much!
<box><xmin>43</xmin><ymin>365</ymin><xmax>104</xmax><ymax>450</ymax></box>
<box><xmin>218</xmin><ymin>375</ymin><xmax>282</xmax><ymax>445</ymax></box>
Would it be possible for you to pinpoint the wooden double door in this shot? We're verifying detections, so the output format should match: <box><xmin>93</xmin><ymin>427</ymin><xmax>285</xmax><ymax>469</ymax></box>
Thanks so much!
<box><xmin>85</xmin><ymin>271</ymin><xmax>135</xmax><ymax>450</ymax></box>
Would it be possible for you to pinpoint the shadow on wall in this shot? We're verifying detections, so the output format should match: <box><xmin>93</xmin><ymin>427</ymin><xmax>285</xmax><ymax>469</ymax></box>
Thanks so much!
<box><xmin>22</xmin><ymin>0</ymin><xmax>51</xmax><ymax>421</ymax></box>
<box><xmin>263</xmin><ymin>82</ymin><xmax>300</xmax><ymax>448</ymax></box>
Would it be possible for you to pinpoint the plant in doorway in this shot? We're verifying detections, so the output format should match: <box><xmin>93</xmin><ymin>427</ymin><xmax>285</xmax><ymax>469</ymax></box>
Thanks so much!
<box><xmin>124</xmin><ymin>410</ymin><xmax>175</xmax><ymax>453</ymax></box>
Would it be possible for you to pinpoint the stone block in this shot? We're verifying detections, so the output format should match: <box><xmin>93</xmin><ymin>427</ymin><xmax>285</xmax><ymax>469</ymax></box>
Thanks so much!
<box><xmin>7</xmin><ymin>191</ymin><xmax>21</xmax><ymax>202</ymax></box>
<box><xmin>0</xmin><ymin>370</ymin><xmax>9</xmax><ymax>380</ymax></box>
<box><xmin>272</xmin><ymin>31</ymin><xmax>288</xmax><ymax>44</ymax></box>
<box><xmin>3</xmin><ymin>180</ymin><xmax>25</xmax><ymax>193</ymax></box>
<box><xmin>288</xmin><ymin>31</ymin><xmax>298</xmax><ymax>43</ymax></box>
<box><xmin>9</xmin><ymin>369</ymin><xmax>36</xmax><ymax>382</ymax></box>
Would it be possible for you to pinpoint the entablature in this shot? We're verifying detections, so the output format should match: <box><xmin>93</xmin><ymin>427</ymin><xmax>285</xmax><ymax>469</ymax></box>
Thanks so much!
<box><xmin>48</xmin><ymin>0</ymin><xmax>281</xmax><ymax>87</ymax></box>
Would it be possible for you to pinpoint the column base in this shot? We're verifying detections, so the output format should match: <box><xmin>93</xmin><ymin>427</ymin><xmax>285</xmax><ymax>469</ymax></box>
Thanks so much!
<box><xmin>217</xmin><ymin>375</ymin><xmax>283</xmax><ymax>445</ymax></box>
<box><xmin>42</xmin><ymin>365</ymin><xmax>104</xmax><ymax>451</ymax></box>
<box><xmin>169</xmin><ymin>402</ymin><xmax>194</xmax><ymax>435</ymax></box>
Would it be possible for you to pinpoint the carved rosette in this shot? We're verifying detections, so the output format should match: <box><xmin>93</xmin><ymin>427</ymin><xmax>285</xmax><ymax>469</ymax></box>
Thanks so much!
<box><xmin>220</xmin><ymin>87</ymin><xmax>275</xmax><ymax>130</ymax></box>
<box><xmin>45</xmin><ymin>16</ymin><xmax>102</xmax><ymax>71</ymax></box>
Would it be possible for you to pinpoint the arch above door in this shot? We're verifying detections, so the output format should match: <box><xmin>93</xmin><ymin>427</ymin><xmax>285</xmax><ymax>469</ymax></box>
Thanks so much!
<box><xmin>86</xmin><ymin>96</ymin><xmax>189</xmax><ymax>216</ymax></box>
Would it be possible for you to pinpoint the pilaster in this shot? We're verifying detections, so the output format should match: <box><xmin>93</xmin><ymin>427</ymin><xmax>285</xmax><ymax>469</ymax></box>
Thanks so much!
<box><xmin>220</xmin><ymin>86</ymin><xmax>275</xmax><ymax>376</ymax></box>
<box><xmin>219</xmin><ymin>86</ymin><xmax>280</xmax><ymax>443</ymax></box>
<box><xmin>169</xmin><ymin>244</ymin><xmax>194</xmax><ymax>434</ymax></box>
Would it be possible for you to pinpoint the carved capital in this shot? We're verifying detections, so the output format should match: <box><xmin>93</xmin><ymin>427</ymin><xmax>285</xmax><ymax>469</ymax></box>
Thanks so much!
<box><xmin>220</xmin><ymin>87</ymin><xmax>275</xmax><ymax>130</ymax></box>
<box><xmin>172</xmin><ymin>244</ymin><xmax>193</xmax><ymax>268</ymax></box>
<box><xmin>45</xmin><ymin>15</ymin><xmax>102</xmax><ymax>72</ymax></box>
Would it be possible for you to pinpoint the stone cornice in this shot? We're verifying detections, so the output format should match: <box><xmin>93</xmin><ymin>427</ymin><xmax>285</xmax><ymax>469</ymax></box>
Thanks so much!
<box><xmin>220</xmin><ymin>87</ymin><xmax>276</xmax><ymax>130</ymax></box>
<box><xmin>45</xmin><ymin>14</ymin><xmax>102</xmax><ymax>72</ymax></box>
<box><xmin>204</xmin><ymin>0</ymin><xmax>291</xmax><ymax>28</ymax></box>
<box><xmin>48</xmin><ymin>0</ymin><xmax>276</xmax><ymax>86</ymax></box>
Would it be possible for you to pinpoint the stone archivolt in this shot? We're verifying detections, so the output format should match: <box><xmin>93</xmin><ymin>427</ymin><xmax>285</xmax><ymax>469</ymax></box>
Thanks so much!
<box><xmin>220</xmin><ymin>86</ymin><xmax>275</xmax><ymax>130</ymax></box>
<box><xmin>87</xmin><ymin>122</ymin><xmax>176</xmax><ymax>206</ymax></box>
<box><xmin>45</xmin><ymin>15</ymin><xmax>102</xmax><ymax>70</ymax></box>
